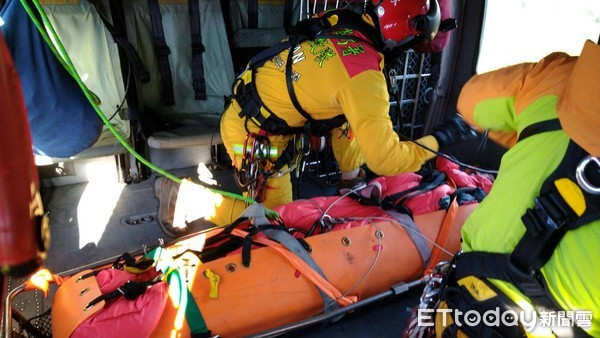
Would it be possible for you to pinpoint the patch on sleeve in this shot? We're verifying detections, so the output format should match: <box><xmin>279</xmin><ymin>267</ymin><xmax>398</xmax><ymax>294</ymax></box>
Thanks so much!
<box><xmin>331</xmin><ymin>30</ymin><xmax>381</xmax><ymax>77</ymax></box>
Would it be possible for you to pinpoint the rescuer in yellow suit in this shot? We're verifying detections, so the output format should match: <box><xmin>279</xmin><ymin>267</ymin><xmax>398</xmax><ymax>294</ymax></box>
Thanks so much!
<box><xmin>220</xmin><ymin>0</ymin><xmax>476</xmax><ymax>206</ymax></box>
<box><xmin>155</xmin><ymin>0</ymin><xmax>477</xmax><ymax>237</ymax></box>
<box><xmin>427</xmin><ymin>41</ymin><xmax>600</xmax><ymax>337</ymax></box>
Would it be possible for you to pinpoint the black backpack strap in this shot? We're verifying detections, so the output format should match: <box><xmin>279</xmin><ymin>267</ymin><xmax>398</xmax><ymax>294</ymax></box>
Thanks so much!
<box><xmin>247</xmin><ymin>38</ymin><xmax>296</xmax><ymax>68</ymax></box>
<box><xmin>189</xmin><ymin>0</ymin><xmax>207</xmax><ymax>100</ymax></box>
<box><xmin>455</xmin><ymin>252</ymin><xmax>560</xmax><ymax>312</ymax></box>
<box><xmin>147</xmin><ymin>0</ymin><xmax>175</xmax><ymax>106</ymax></box>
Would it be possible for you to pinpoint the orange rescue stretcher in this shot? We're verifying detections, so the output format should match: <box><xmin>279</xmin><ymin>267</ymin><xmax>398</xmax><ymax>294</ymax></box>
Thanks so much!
<box><xmin>7</xmin><ymin>194</ymin><xmax>477</xmax><ymax>338</ymax></box>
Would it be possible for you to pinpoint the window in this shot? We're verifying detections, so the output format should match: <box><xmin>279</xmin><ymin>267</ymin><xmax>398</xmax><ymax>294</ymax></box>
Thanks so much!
<box><xmin>477</xmin><ymin>0</ymin><xmax>600</xmax><ymax>73</ymax></box>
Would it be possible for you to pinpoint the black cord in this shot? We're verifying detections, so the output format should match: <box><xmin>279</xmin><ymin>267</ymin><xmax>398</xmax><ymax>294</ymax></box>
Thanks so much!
<box><xmin>107</xmin><ymin>66</ymin><xmax>131</xmax><ymax>122</ymax></box>
<box><xmin>402</xmin><ymin>135</ymin><xmax>499</xmax><ymax>175</ymax></box>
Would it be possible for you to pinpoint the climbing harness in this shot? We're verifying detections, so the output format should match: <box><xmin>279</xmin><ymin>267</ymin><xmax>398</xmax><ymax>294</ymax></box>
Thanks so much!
<box><xmin>430</xmin><ymin>119</ymin><xmax>599</xmax><ymax>338</ymax></box>
<box><xmin>230</xmin><ymin>8</ymin><xmax>380</xmax><ymax>200</ymax></box>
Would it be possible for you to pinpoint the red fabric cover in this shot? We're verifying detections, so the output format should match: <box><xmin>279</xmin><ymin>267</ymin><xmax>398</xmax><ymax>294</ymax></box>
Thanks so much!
<box><xmin>436</xmin><ymin>157</ymin><xmax>494</xmax><ymax>194</ymax></box>
<box><xmin>406</xmin><ymin>184</ymin><xmax>455</xmax><ymax>214</ymax></box>
<box><xmin>361</xmin><ymin>173</ymin><xmax>455</xmax><ymax>215</ymax></box>
<box><xmin>227</xmin><ymin>157</ymin><xmax>493</xmax><ymax>251</ymax></box>
<box><xmin>275</xmin><ymin>196</ymin><xmax>394</xmax><ymax>236</ymax></box>
<box><xmin>0</xmin><ymin>32</ymin><xmax>41</xmax><ymax>271</ymax></box>
<box><xmin>71</xmin><ymin>269</ymin><xmax>168</xmax><ymax>338</ymax></box>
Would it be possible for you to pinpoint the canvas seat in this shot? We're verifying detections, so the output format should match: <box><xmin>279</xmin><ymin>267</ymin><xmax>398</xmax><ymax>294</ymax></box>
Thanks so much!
<box><xmin>121</xmin><ymin>0</ymin><xmax>235</xmax><ymax>169</ymax></box>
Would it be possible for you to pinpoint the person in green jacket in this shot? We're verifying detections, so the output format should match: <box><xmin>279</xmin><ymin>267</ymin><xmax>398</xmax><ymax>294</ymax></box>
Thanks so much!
<box><xmin>429</xmin><ymin>41</ymin><xmax>600</xmax><ymax>338</ymax></box>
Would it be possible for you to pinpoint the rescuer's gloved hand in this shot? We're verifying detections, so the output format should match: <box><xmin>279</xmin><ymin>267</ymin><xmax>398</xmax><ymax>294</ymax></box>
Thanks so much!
<box><xmin>432</xmin><ymin>114</ymin><xmax>478</xmax><ymax>148</ymax></box>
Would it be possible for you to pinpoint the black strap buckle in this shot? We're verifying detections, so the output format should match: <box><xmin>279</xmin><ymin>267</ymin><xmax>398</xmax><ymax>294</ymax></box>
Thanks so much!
<box><xmin>192</xmin><ymin>41</ymin><xmax>206</xmax><ymax>53</ymax></box>
<box><xmin>154</xmin><ymin>45</ymin><xmax>171</xmax><ymax>56</ymax></box>
<box><xmin>522</xmin><ymin>193</ymin><xmax>572</xmax><ymax>237</ymax></box>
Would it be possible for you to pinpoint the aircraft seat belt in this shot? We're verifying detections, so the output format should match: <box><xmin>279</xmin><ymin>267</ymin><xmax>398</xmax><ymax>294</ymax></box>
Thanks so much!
<box><xmin>189</xmin><ymin>0</ymin><xmax>207</xmax><ymax>100</ymax></box>
<box><xmin>147</xmin><ymin>0</ymin><xmax>175</xmax><ymax>106</ymax></box>
<box><xmin>248</xmin><ymin>0</ymin><xmax>258</xmax><ymax>28</ymax></box>
<box><xmin>283</xmin><ymin>0</ymin><xmax>294</xmax><ymax>33</ymax></box>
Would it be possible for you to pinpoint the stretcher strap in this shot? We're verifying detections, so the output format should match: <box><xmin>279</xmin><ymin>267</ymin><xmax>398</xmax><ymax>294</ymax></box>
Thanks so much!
<box><xmin>381</xmin><ymin>210</ymin><xmax>432</xmax><ymax>268</ymax></box>
<box><xmin>261</xmin><ymin>227</ymin><xmax>339</xmax><ymax>312</ymax></box>
<box><xmin>147</xmin><ymin>247</ymin><xmax>211</xmax><ymax>336</ymax></box>
<box><xmin>425</xmin><ymin>197</ymin><xmax>459</xmax><ymax>273</ymax></box>
<box><xmin>231</xmin><ymin>229</ymin><xmax>357</xmax><ymax>307</ymax></box>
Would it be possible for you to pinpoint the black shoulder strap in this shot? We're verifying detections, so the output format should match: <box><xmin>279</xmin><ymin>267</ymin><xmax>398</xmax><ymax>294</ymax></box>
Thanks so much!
<box><xmin>284</xmin><ymin>40</ymin><xmax>311</xmax><ymax>122</ymax></box>
<box><xmin>247</xmin><ymin>38</ymin><xmax>297</xmax><ymax>68</ymax></box>
<box><xmin>515</xmin><ymin>119</ymin><xmax>598</xmax><ymax>270</ymax></box>
<box><xmin>518</xmin><ymin>118</ymin><xmax>562</xmax><ymax>142</ymax></box>
<box><xmin>189</xmin><ymin>0</ymin><xmax>207</xmax><ymax>100</ymax></box>
<box><xmin>512</xmin><ymin>140</ymin><xmax>600</xmax><ymax>271</ymax></box>
<box><xmin>147</xmin><ymin>0</ymin><xmax>175</xmax><ymax>106</ymax></box>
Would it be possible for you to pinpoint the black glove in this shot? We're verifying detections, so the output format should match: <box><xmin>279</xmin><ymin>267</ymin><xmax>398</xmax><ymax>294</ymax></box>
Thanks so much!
<box><xmin>432</xmin><ymin>114</ymin><xmax>478</xmax><ymax>148</ymax></box>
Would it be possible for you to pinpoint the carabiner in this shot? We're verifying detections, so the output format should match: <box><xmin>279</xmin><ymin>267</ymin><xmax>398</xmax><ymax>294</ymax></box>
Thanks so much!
<box><xmin>576</xmin><ymin>156</ymin><xmax>600</xmax><ymax>195</ymax></box>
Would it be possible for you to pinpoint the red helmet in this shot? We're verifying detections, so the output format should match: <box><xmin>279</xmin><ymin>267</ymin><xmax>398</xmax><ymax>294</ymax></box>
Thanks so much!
<box><xmin>372</xmin><ymin>0</ymin><xmax>441</xmax><ymax>50</ymax></box>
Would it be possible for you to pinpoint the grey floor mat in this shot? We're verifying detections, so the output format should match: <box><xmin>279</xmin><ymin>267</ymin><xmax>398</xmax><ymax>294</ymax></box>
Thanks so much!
<box><xmin>41</xmin><ymin>178</ymin><xmax>164</xmax><ymax>273</ymax></box>
<box><xmin>40</xmin><ymin>167</ymin><xmax>238</xmax><ymax>274</ymax></box>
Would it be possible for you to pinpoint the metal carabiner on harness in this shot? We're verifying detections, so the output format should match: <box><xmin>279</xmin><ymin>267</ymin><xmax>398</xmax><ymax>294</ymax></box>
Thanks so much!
<box><xmin>576</xmin><ymin>156</ymin><xmax>600</xmax><ymax>194</ymax></box>
<box><xmin>233</xmin><ymin>135</ymin><xmax>258</xmax><ymax>190</ymax></box>
<box><xmin>233</xmin><ymin>133</ymin><xmax>279</xmax><ymax>202</ymax></box>
<box><xmin>272</xmin><ymin>134</ymin><xmax>308</xmax><ymax>178</ymax></box>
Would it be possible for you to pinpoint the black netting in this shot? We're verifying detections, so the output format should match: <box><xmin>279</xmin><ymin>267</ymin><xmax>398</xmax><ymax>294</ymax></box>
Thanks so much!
<box><xmin>386</xmin><ymin>50</ymin><xmax>433</xmax><ymax>140</ymax></box>
<box><xmin>22</xmin><ymin>309</ymin><xmax>52</xmax><ymax>338</ymax></box>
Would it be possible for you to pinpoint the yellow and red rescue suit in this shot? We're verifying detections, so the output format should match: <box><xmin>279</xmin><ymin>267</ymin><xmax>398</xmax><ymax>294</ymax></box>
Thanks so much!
<box><xmin>220</xmin><ymin>13</ymin><xmax>438</xmax><ymax>210</ymax></box>
<box><xmin>456</xmin><ymin>47</ymin><xmax>599</xmax><ymax>336</ymax></box>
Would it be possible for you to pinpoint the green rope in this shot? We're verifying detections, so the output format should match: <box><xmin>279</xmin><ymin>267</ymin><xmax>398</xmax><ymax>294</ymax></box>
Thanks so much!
<box><xmin>20</xmin><ymin>0</ymin><xmax>279</xmax><ymax>219</ymax></box>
